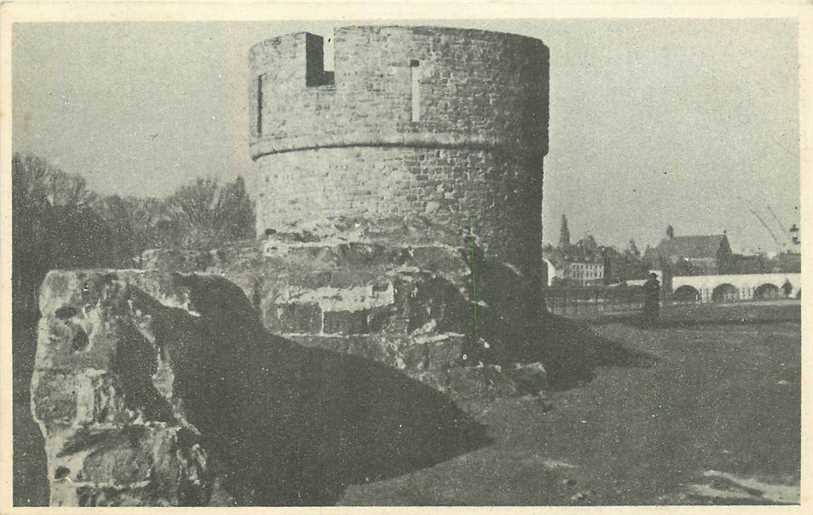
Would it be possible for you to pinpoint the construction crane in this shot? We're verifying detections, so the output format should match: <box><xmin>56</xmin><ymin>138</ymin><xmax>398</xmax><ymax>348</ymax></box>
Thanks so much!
<box><xmin>766</xmin><ymin>204</ymin><xmax>790</xmax><ymax>249</ymax></box>
<box><xmin>747</xmin><ymin>207</ymin><xmax>783</xmax><ymax>251</ymax></box>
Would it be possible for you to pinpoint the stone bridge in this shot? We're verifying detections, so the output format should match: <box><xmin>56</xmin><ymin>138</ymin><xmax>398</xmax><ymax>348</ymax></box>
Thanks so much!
<box><xmin>670</xmin><ymin>273</ymin><xmax>801</xmax><ymax>303</ymax></box>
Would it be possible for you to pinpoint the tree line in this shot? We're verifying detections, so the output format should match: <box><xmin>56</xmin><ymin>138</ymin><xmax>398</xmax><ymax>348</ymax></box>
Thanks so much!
<box><xmin>11</xmin><ymin>152</ymin><xmax>255</xmax><ymax>316</ymax></box>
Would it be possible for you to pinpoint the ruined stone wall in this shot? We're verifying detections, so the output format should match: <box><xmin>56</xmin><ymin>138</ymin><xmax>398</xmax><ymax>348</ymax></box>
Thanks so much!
<box><xmin>249</xmin><ymin>26</ymin><xmax>549</xmax><ymax>294</ymax></box>
<box><xmin>31</xmin><ymin>269</ymin><xmax>500</xmax><ymax>506</ymax></box>
<box><xmin>27</xmin><ymin>26</ymin><xmax>554</xmax><ymax>507</ymax></box>
<box><xmin>31</xmin><ymin>271</ymin><xmax>223</xmax><ymax>506</ymax></box>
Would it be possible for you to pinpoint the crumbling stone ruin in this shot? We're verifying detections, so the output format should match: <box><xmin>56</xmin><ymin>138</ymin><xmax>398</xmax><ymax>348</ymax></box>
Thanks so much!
<box><xmin>247</xmin><ymin>25</ymin><xmax>549</xmax><ymax>370</ymax></box>
<box><xmin>31</xmin><ymin>270</ymin><xmax>490</xmax><ymax>505</ymax></box>
<box><xmin>31</xmin><ymin>26</ymin><xmax>551</xmax><ymax>506</ymax></box>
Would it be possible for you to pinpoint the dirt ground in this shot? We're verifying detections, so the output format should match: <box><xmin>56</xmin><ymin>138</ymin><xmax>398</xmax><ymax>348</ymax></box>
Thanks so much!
<box><xmin>13</xmin><ymin>302</ymin><xmax>800</xmax><ymax>506</ymax></box>
<box><xmin>339</xmin><ymin>302</ymin><xmax>801</xmax><ymax>505</ymax></box>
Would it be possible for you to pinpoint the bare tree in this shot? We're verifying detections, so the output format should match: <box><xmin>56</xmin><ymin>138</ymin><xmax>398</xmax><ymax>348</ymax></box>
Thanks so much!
<box><xmin>12</xmin><ymin>152</ymin><xmax>105</xmax><ymax>315</ymax></box>
<box><xmin>169</xmin><ymin>176</ymin><xmax>255</xmax><ymax>247</ymax></box>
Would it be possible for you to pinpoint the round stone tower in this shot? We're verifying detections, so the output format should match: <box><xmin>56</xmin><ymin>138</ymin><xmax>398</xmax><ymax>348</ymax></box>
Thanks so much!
<box><xmin>249</xmin><ymin>26</ymin><xmax>549</xmax><ymax>346</ymax></box>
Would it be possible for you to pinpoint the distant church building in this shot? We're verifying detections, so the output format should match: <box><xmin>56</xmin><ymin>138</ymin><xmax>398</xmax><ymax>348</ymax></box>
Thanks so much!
<box><xmin>651</xmin><ymin>225</ymin><xmax>733</xmax><ymax>276</ymax></box>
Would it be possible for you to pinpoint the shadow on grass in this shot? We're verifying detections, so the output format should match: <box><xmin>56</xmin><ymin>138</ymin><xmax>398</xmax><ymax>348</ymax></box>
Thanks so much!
<box><xmin>533</xmin><ymin>302</ymin><xmax>801</xmax><ymax>391</ymax></box>
<box><xmin>525</xmin><ymin>313</ymin><xmax>659</xmax><ymax>392</ymax></box>
<box><xmin>590</xmin><ymin>304</ymin><xmax>801</xmax><ymax>329</ymax></box>
<box><xmin>625</xmin><ymin>317</ymin><xmax>801</xmax><ymax>329</ymax></box>
<box><xmin>15</xmin><ymin>275</ymin><xmax>492</xmax><ymax>507</ymax></box>
<box><xmin>123</xmin><ymin>275</ymin><xmax>492</xmax><ymax>506</ymax></box>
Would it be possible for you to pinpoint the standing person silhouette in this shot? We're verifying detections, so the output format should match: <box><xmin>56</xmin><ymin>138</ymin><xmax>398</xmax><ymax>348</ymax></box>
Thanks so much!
<box><xmin>642</xmin><ymin>272</ymin><xmax>661</xmax><ymax>327</ymax></box>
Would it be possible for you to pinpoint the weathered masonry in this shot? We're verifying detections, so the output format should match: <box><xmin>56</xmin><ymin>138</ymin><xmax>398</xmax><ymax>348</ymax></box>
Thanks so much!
<box><xmin>31</xmin><ymin>26</ymin><xmax>552</xmax><ymax>507</ymax></box>
<box><xmin>249</xmin><ymin>26</ymin><xmax>550</xmax><ymax>326</ymax></box>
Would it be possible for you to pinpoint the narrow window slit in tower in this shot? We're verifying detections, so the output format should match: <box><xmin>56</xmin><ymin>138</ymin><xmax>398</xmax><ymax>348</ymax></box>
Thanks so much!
<box><xmin>410</xmin><ymin>59</ymin><xmax>421</xmax><ymax>122</ymax></box>
<box><xmin>256</xmin><ymin>75</ymin><xmax>264</xmax><ymax>136</ymax></box>
<box><xmin>323</xmin><ymin>36</ymin><xmax>335</xmax><ymax>73</ymax></box>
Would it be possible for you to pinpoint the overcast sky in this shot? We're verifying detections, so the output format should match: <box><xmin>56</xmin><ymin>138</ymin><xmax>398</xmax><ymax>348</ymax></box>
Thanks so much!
<box><xmin>12</xmin><ymin>19</ymin><xmax>799</xmax><ymax>254</ymax></box>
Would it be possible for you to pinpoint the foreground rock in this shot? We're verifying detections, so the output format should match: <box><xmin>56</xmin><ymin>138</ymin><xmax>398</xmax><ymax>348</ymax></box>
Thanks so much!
<box><xmin>32</xmin><ymin>270</ymin><xmax>490</xmax><ymax>506</ymax></box>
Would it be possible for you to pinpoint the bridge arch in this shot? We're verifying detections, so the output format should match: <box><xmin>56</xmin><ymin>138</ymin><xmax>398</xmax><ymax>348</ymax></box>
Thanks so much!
<box><xmin>711</xmin><ymin>283</ymin><xmax>738</xmax><ymax>303</ymax></box>
<box><xmin>754</xmin><ymin>283</ymin><xmax>781</xmax><ymax>300</ymax></box>
<box><xmin>673</xmin><ymin>285</ymin><xmax>700</xmax><ymax>302</ymax></box>
<box><xmin>669</xmin><ymin>273</ymin><xmax>800</xmax><ymax>304</ymax></box>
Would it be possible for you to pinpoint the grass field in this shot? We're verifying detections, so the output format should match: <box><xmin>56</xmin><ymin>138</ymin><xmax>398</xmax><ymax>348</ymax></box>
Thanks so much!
<box><xmin>13</xmin><ymin>302</ymin><xmax>800</xmax><ymax>506</ymax></box>
<box><xmin>339</xmin><ymin>302</ymin><xmax>801</xmax><ymax>505</ymax></box>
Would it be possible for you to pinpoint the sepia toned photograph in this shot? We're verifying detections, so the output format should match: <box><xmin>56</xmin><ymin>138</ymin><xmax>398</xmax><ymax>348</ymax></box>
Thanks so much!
<box><xmin>1</xmin><ymin>2</ymin><xmax>807</xmax><ymax>509</ymax></box>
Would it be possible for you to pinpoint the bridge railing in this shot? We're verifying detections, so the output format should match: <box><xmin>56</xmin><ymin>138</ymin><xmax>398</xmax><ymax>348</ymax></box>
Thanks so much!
<box><xmin>543</xmin><ymin>286</ymin><xmax>647</xmax><ymax>316</ymax></box>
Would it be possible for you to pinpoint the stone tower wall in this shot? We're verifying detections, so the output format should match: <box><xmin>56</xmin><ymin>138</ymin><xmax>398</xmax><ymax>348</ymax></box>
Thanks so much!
<box><xmin>249</xmin><ymin>25</ymin><xmax>548</xmax><ymax>312</ymax></box>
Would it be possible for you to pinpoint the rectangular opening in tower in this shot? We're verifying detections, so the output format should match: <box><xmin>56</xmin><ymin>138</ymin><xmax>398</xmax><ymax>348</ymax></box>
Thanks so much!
<box><xmin>410</xmin><ymin>59</ymin><xmax>421</xmax><ymax>122</ymax></box>
<box><xmin>306</xmin><ymin>33</ymin><xmax>335</xmax><ymax>87</ymax></box>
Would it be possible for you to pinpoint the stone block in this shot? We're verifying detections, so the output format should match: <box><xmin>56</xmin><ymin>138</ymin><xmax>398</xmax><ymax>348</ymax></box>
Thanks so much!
<box><xmin>31</xmin><ymin>372</ymin><xmax>79</xmax><ymax>425</ymax></box>
<box><xmin>507</xmin><ymin>361</ymin><xmax>548</xmax><ymax>394</ymax></box>
<box><xmin>444</xmin><ymin>365</ymin><xmax>519</xmax><ymax>400</ymax></box>
<box><xmin>74</xmin><ymin>429</ymin><xmax>156</xmax><ymax>484</ymax></box>
<box><xmin>33</xmin><ymin>270</ymin><xmax>228</xmax><ymax>506</ymax></box>
<box><xmin>323</xmin><ymin>310</ymin><xmax>369</xmax><ymax>334</ymax></box>
<box><xmin>367</xmin><ymin>303</ymin><xmax>407</xmax><ymax>333</ymax></box>
<box><xmin>265</xmin><ymin>302</ymin><xmax>323</xmax><ymax>333</ymax></box>
<box><xmin>32</xmin><ymin>371</ymin><xmax>134</xmax><ymax>428</ymax></box>
<box><xmin>289</xmin><ymin>334</ymin><xmax>403</xmax><ymax>368</ymax></box>
<box><xmin>422</xmin><ymin>334</ymin><xmax>466</xmax><ymax>370</ymax></box>
<box><xmin>410</xmin><ymin>245</ymin><xmax>469</xmax><ymax>277</ymax></box>
<box><xmin>34</xmin><ymin>307</ymin><xmax>118</xmax><ymax>373</ymax></box>
<box><xmin>32</xmin><ymin>264</ymin><xmax>497</xmax><ymax>507</ymax></box>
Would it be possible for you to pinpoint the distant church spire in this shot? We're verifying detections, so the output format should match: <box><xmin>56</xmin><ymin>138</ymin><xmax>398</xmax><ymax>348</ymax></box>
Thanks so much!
<box><xmin>559</xmin><ymin>214</ymin><xmax>571</xmax><ymax>248</ymax></box>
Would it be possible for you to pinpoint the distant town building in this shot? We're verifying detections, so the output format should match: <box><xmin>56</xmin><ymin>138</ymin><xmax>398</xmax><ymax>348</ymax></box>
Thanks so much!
<box><xmin>564</xmin><ymin>257</ymin><xmax>605</xmax><ymax>286</ymax></box>
<box><xmin>651</xmin><ymin>227</ymin><xmax>733</xmax><ymax>276</ymax></box>
<box><xmin>543</xmin><ymin>236</ymin><xmax>605</xmax><ymax>287</ymax></box>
